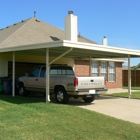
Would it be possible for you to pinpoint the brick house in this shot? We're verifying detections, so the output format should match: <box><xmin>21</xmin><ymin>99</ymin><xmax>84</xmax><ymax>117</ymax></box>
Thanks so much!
<box><xmin>0</xmin><ymin>11</ymin><xmax>139</xmax><ymax>97</ymax></box>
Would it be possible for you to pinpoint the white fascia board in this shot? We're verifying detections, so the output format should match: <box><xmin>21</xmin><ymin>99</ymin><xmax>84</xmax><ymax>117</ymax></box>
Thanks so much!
<box><xmin>0</xmin><ymin>40</ymin><xmax>64</xmax><ymax>52</ymax></box>
<box><xmin>0</xmin><ymin>39</ymin><xmax>140</xmax><ymax>57</ymax></box>
<box><xmin>62</xmin><ymin>40</ymin><xmax>140</xmax><ymax>56</ymax></box>
<box><xmin>83</xmin><ymin>58</ymin><xmax>128</xmax><ymax>62</ymax></box>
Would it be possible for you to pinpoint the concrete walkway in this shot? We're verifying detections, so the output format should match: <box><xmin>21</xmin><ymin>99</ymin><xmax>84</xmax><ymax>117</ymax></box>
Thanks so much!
<box><xmin>68</xmin><ymin>96</ymin><xmax>140</xmax><ymax>124</ymax></box>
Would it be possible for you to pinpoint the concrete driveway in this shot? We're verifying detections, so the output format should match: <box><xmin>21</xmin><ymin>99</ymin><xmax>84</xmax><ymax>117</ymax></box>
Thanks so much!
<box><xmin>68</xmin><ymin>96</ymin><xmax>140</xmax><ymax>124</ymax></box>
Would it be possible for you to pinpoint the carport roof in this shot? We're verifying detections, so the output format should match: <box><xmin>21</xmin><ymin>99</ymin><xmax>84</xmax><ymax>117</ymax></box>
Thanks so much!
<box><xmin>0</xmin><ymin>40</ymin><xmax>140</xmax><ymax>58</ymax></box>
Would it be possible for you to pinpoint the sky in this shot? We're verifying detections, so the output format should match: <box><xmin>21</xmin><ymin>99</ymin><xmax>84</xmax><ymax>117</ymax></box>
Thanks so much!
<box><xmin>0</xmin><ymin>0</ymin><xmax>140</xmax><ymax>66</ymax></box>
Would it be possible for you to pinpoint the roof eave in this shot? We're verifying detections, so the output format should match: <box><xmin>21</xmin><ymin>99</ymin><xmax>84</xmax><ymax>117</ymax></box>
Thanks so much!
<box><xmin>0</xmin><ymin>40</ymin><xmax>140</xmax><ymax>58</ymax></box>
<box><xmin>63</xmin><ymin>40</ymin><xmax>140</xmax><ymax>57</ymax></box>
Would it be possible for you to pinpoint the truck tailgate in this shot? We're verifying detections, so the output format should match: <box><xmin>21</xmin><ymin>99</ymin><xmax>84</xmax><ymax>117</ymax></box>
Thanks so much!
<box><xmin>76</xmin><ymin>76</ymin><xmax>105</xmax><ymax>90</ymax></box>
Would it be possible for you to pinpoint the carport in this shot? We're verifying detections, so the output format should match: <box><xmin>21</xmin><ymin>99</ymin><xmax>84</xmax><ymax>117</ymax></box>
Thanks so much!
<box><xmin>1</xmin><ymin>11</ymin><xmax>140</xmax><ymax>102</ymax></box>
<box><xmin>0</xmin><ymin>40</ymin><xmax>140</xmax><ymax>102</ymax></box>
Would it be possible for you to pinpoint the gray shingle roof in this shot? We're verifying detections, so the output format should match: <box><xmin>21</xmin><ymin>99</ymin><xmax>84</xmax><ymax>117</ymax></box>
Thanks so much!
<box><xmin>0</xmin><ymin>18</ymin><xmax>97</xmax><ymax>48</ymax></box>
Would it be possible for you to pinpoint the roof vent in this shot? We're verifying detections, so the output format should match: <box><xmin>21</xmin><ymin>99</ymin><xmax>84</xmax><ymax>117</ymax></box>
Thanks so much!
<box><xmin>34</xmin><ymin>11</ymin><xmax>36</xmax><ymax>18</ymax></box>
<box><xmin>36</xmin><ymin>19</ymin><xmax>40</xmax><ymax>22</ymax></box>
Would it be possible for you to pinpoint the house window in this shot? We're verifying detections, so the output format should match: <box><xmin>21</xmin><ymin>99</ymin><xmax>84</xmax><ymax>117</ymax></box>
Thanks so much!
<box><xmin>100</xmin><ymin>62</ymin><xmax>107</xmax><ymax>80</ymax></box>
<box><xmin>91</xmin><ymin>61</ymin><xmax>99</xmax><ymax>76</ymax></box>
<box><xmin>109</xmin><ymin>62</ymin><xmax>115</xmax><ymax>81</ymax></box>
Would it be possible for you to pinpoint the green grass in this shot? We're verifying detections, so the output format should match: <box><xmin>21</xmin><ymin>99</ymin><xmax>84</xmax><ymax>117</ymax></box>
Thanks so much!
<box><xmin>104</xmin><ymin>92</ymin><xmax>140</xmax><ymax>99</ymax></box>
<box><xmin>102</xmin><ymin>87</ymin><xmax>140</xmax><ymax>99</ymax></box>
<box><xmin>0</xmin><ymin>94</ymin><xmax>140</xmax><ymax>140</ymax></box>
<box><xmin>123</xmin><ymin>86</ymin><xmax>140</xmax><ymax>90</ymax></box>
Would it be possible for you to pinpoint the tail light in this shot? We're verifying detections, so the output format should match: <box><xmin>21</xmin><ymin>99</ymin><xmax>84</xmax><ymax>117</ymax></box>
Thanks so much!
<box><xmin>74</xmin><ymin>78</ymin><xmax>78</xmax><ymax>86</ymax></box>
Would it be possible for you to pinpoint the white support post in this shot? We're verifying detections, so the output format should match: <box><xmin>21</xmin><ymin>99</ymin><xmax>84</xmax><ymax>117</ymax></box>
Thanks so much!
<box><xmin>12</xmin><ymin>52</ymin><xmax>15</xmax><ymax>97</ymax></box>
<box><xmin>128</xmin><ymin>54</ymin><xmax>131</xmax><ymax>98</ymax></box>
<box><xmin>46</xmin><ymin>48</ymin><xmax>50</xmax><ymax>103</ymax></box>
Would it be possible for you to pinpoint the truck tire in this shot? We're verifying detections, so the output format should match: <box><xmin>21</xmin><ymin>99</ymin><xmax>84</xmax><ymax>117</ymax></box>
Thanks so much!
<box><xmin>83</xmin><ymin>95</ymin><xmax>95</xmax><ymax>103</ymax></box>
<box><xmin>55</xmin><ymin>87</ymin><xmax>69</xmax><ymax>104</ymax></box>
<box><xmin>18</xmin><ymin>83</ymin><xmax>27</xmax><ymax>96</ymax></box>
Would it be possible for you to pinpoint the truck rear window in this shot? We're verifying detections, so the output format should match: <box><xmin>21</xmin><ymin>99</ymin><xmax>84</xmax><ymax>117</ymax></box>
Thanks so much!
<box><xmin>50</xmin><ymin>67</ymin><xmax>74</xmax><ymax>75</ymax></box>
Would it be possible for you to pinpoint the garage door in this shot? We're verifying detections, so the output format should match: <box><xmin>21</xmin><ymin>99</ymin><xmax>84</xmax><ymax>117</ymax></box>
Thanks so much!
<box><xmin>8</xmin><ymin>62</ymin><xmax>44</xmax><ymax>78</ymax></box>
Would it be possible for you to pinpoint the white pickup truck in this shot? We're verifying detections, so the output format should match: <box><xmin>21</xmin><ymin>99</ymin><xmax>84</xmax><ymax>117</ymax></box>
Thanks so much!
<box><xmin>17</xmin><ymin>65</ymin><xmax>107</xmax><ymax>104</ymax></box>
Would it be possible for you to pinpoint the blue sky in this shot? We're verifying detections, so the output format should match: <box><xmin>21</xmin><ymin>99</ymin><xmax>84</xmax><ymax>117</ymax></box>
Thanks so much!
<box><xmin>0</xmin><ymin>0</ymin><xmax>140</xmax><ymax>66</ymax></box>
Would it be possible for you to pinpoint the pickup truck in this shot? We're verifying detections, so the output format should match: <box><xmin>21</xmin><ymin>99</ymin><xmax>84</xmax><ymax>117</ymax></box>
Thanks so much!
<box><xmin>17</xmin><ymin>65</ymin><xmax>107</xmax><ymax>104</ymax></box>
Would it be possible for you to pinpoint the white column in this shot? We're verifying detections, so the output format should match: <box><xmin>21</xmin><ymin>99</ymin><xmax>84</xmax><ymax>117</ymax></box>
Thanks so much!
<box><xmin>12</xmin><ymin>52</ymin><xmax>15</xmax><ymax>97</ymax></box>
<box><xmin>46</xmin><ymin>48</ymin><xmax>50</xmax><ymax>102</ymax></box>
<box><xmin>128</xmin><ymin>55</ymin><xmax>131</xmax><ymax>98</ymax></box>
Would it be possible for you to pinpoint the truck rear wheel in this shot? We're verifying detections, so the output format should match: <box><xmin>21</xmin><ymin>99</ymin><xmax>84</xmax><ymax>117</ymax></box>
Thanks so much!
<box><xmin>83</xmin><ymin>95</ymin><xmax>95</xmax><ymax>103</ymax></box>
<box><xmin>55</xmin><ymin>87</ymin><xmax>69</xmax><ymax>104</ymax></box>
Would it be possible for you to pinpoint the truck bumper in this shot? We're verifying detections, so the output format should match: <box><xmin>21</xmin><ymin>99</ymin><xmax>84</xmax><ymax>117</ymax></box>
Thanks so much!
<box><xmin>75</xmin><ymin>89</ymin><xmax>108</xmax><ymax>95</ymax></box>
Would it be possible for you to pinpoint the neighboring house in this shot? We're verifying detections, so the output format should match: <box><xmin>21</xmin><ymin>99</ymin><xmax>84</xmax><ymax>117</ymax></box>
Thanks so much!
<box><xmin>131</xmin><ymin>63</ymin><xmax>140</xmax><ymax>70</ymax></box>
<box><xmin>0</xmin><ymin>17</ymin><xmax>126</xmax><ymax>89</ymax></box>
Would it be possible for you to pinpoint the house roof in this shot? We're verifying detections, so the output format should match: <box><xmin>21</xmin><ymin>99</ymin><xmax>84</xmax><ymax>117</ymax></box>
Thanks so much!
<box><xmin>131</xmin><ymin>63</ymin><xmax>140</xmax><ymax>69</ymax></box>
<box><xmin>0</xmin><ymin>17</ymin><xmax>140</xmax><ymax>60</ymax></box>
<box><xmin>0</xmin><ymin>18</ymin><xmax>97</xmax><ymax>48</ymax></box>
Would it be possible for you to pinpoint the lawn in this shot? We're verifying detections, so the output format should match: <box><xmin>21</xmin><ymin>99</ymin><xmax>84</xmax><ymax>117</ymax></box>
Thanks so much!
<box><xmin>104</xmin><ymin>92</ymin><xmax>140</xmax><ymax>99</ymax></box>
<box><xmin>103</xmin><ymin>87</ymin><xmax>140</xmax><ymax>99</ymax></box>
<box><xmin>123</xmin><ymin>86</ymin><xmax>140</xmax><ymax>90</ymax></box>
<box><xmin>0</xmin><ymin>94</ymin><xmax>140</xmax><ymax>140</ymax></box>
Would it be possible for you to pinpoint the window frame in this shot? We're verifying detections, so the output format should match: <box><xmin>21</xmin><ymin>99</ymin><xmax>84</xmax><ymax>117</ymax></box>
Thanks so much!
<box><xmin>100</xmin><ymin>61</ymin><xmax>107</xmax><ymax>80</ymax></box>
<box><xmin>91</xmin><ymin>61</ymin><xmax>99</xmax><ymax>76</ymax></box>
<box><xmin>109</xmin><ymin>62</ymin><xmax>116</xmax><ymax>82</ymax></box>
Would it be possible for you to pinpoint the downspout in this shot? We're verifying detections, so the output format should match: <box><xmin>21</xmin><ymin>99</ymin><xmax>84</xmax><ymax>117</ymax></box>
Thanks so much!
<box><xmin>128</xmin><ymin>54</ymin><xmax>131</xmax><ymax>98</ymax></box>
<box><xmin>12</xmin><ymin>51</ymin><xmax>15</xmax><ymax>97</ymax></box>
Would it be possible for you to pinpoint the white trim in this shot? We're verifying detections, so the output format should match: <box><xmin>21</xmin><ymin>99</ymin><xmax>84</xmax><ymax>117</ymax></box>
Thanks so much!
<box><xmin>0</xmin><ymin>40</ymin><xmax>63</xmax><ymax>52</ymax></box>
<box><xmin>0</xmin><ymin>40</ymin><xmax>140</xmax><ymax>57</ymax></box>
<box><xmin>90</xmin><ymin>58</ymin><xmax>127</xmax><ymax>62</ymax></box>
<box><xmin>63</xmin><ymin>40</ymin><xmax>140</xmax><ymax>56</ymax></box>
